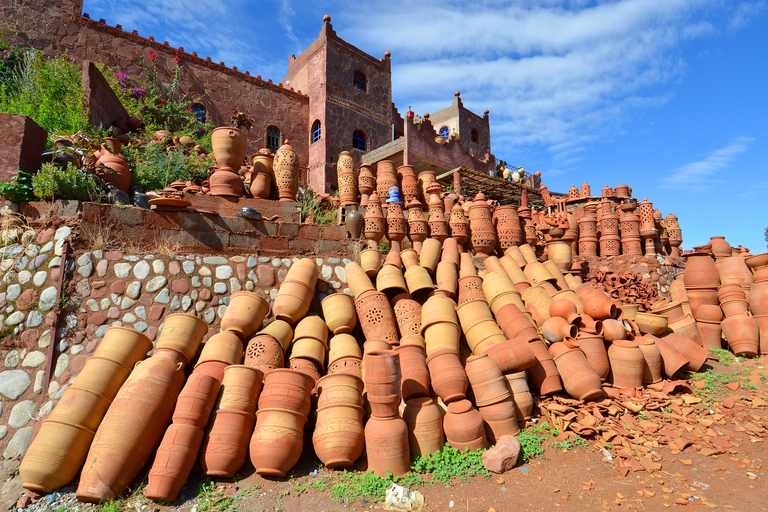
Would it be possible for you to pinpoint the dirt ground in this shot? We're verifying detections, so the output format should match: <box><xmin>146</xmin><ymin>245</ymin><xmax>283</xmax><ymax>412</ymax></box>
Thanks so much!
<box><xmin>6</xmin><ymin>353</ymin><xmax>768</xmax><ymax>512</ymax></box>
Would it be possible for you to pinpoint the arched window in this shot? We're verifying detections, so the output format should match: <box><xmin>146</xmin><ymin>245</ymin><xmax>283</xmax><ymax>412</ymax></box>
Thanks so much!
<box><xmin>353</xmin><ymin>70</ymin><xmax>367</xmax><ymax>92</ymax></box>
<box><xmin>311</xmin><ymin>120</ymin><xmax>322</xmax><ymax>144</ymax></box>
<box><xmin>471</xmin><ymin>128</ymin><xmax>479</xmax><ymax>144</ymax></box>
<box><xmin>352</xmin><ymin>129</ymin><xmax>367</xmax><ymax>151</ymax></box>
<box><xmin>438</xmin><ymin>125</ymin><xmax>450</xmax><ymax>137</ymax></box>
<box><xmin>190</xmin><ymin>103</ymin><xmax>206</xmax><ymax>123</ymax></box>
<box><xmin>266</xmin><ymin>125</ymin><xmax>280</xmax><ymax>152</ymax></box>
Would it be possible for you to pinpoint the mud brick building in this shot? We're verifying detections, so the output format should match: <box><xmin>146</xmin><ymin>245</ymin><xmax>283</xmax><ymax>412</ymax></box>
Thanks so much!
<box><xmin>1</xmin><ymin>0</ymin><xmax>494</xmax><ymax>193</ymax></box>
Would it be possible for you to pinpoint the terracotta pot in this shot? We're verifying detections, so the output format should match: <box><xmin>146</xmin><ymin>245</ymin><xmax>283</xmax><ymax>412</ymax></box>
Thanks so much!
<box><xmin>395</xmin><ymin>345</ymin><xmax>431</xmax><ymax>401</ymax></box>
<box><xmin>250</xmin><ymin>170</ymin><xmax>272</xmax><ymax>199</ymax></box>
<box><xmin>424</xmin><ymin>321</ymin><xmax>462</xmax><ymax>356</ymax></box>
<box><xmin>219</xmin><ymin>365</ymin><xmax>263</xmax><ymax>414</ymax></box>
<box><xmin>468</xmin><ymin>193</ymin><xmax>497</xmax><ymax>257</ymax></box>
<box><xmin>403</xmin><ymin>397</ymin><xmax>444</xmax><ymax>458</ymax></box>
<box><xmin>364</xmin><ymin>193</ymin><xmax>386</xmax><ymax>247</ymax></box>
<box><xmin>634</xmin><ymin>312</ymin><xmax>668</xmax><ymax>335</ymax></box>
<box><xmin>494</xmin><ymin>303</ymin><xmax>538</xmax><ymax>341</ymax></box>
<box><xmin>721</xmin><ymin>315</ymin><xmax>759</xmax><ymax>357</ymax></box>
<box><xmin>91</xmin><ymin>326</ymin><xmax>153</xmax><ymax>366</ymax></box>
<box><xmin>552</xmin><ymin>346</ymin><xmax>603</xmax><ymax>401</ymax></box>
<box><xmin>541</xmin><ymin>316</ymin><xmax>577</xmax><ymax>343</ymax></box>
<box><xmin>366</xmin><ymin>392</ymin><xmax>401</xmax><ymax>418</ymax></box>
<box><xmin>527</xmin><ymin>338</ymin><xmax>564</xmax><ymax>396</ymax></box>
<box><xmin>146</xmin><ymin>423</ymin><xmax>205</xmax><ymax>501</ymax></box>
<box><xmin>364</xmin><ymin>350</ymin><xmax>401</xmax><ymax>398</ymax></box>
<box><xmin>327</xmin><ymin>333</ymin><xmax>362</xmax><ymax>365</ymax></box>
<box><xmin>720</xmin><ymin>299</ymin><xmax>750</xmax><ymax>318</ymax></box>
<box><xmin>193</xmin><ymin>360</ymin><xmax>229</xmax><ymax>382</ymax></box>
<box><xmin>211</xmin><ymin>127</ymin><xmax>247</xmax><ymax>171</ymax></box>
<box><xmin>485</xmin><ymin>336</ymin><xmax>536</xmax><ymax>373</ymax></box>
<box><xmin>365</xmin><ymin>415</ymin><xmax>410</xmax><ymax>476</ymax></box>
<box><xmin>505</xmin><ymin>372</ymin><xmax>533</xmax><ymax>422</ymax></box>
<box><xmin>392</xmin><ymin>294</ymin><xmax>423</xmax><ymax>339</ymax></box>
<box><xmin>76</xmin><ymin>350</ymin><xmax>187</xmax><ymax>502</ymax></box>
<box><xmin>602</xmin><ymin>319</ymin><xmax>628</xmax><ymax>342</ymax></box>
<box><xmin>719</xmin><ymin>256</ymin><xmax>753</xmax><ymax>287</ymax></box>
<box><xmin>327</xmin><ymin>356</ymin><xmax>363</xmax><ymax>379</ymax></box>
<box><xmin>313</xmin><ymin>404</ymin><xmax>365</xmax><ymax>468</ymax></box>
<box><xmin>199</xmin><ymin>331</ymin><xmax>244</xmax><ymax>368</ymax></box>
<box><xmin>172</xmin><ymin>373</ymin><xmax>221</xmax><ymax>428</ymax></box>
<box><xmin>95</xmin><ymin>154</ymin><xmax>131</xmax><ymax>192</ymax></box>
<box><xmin>549</xmin><ymin>298</ymin><xmax>581</xmax><ymax>325</ymax></box>
<box><xmin>607</xmin><ymin>340</ymin><xmax>644</xmax><ymax>388</ymax></box>
<box><xmin>20</xmin><ymin>420</ymin><xmax>95</xmax><ymax>493</ymax></box>
<box><xmin>465</xmin><ymin>353</ymin><xmax>510</xmax><ymax>407</ymax></box>
<box><xmin>582</xmin><ymin>295</ymin><xmax>617</xmax><ymax>321</ymax></box>
<box><xmin>363</xmin><ymin>339</ymin><xmax>393</xmax><ymax>354</ymax></box>
<box><xmin>697</xmin><ymin>320</ymin><xmax>723</xmax><ymax>350</ymax></box>
<box><xmin>522</xmin><ymin>261</ymin><xmax>556</xmax><ymax>287</ymax></box>
<box><xmin>250</xmin><ymin>408</ymin><xmax>307</xmax><ymax>476</ymax></box>
<box><xmin>450</xmin><ymin>204</ymin><xmax>470</xmax><ymax>247</ymax></box>
<box><xmin>425</xmin><ymin>349</ymin><xmax>468</xmax><ymax>403</ymax></box>
<box><xmin>683</xmin><ymin>253</ymin><xmax>720</xmax><ymax>288</ymax></box>
<box><xmin>354</xmin><ymin>289</ymin><xmax>400</xmax><ymax>345</ymax></box>
<box><xmin>376</xmin><ymin>160</ymin><xmax>398</xmax><ymax>201</ymax></box>
<box><xmin>273</xmin><ymin>283</ymin><xmax>315</xmax><ymax>327</ymax></box>
<box><xmin>444</xmin><ymin>399</ymin><xmax>489</xmax><ymax>452</ymax></box>
<box><xmin>316</xmin><ymin>374</ymin><xmax>364</xmax><ymax>408</ymax></box>
<box><xmin>259</xmin><ymin>320</ymin><xmax>294</xmax><ymax>351</ymax></box>
<box><xmin>288</xmin><ymin>357</ymin><xmax>322</xmax><ymax>384</ymax></box>
<box><xmin>659</xmin><ymin>332</ymin><xmax>707</xmax><ymax>371</ymax></box>
<box><xmin>46</xmin><ymin>387</ymin><xmax>112</xmax><ymax>432</ymax></box>
<box><xmin>154</xmin><ymin>314</ymin><xmax>208</xmax><ymax>365</ymax></box>
<box><xmin>257</xmin><ymin>369</ymin><xmax>315</xmax><ymax>416</ymax></box>
<box><xmin>404</xmin><ymin>265</ymin><xmax>436</xmax><ymax>301</ymax></box>
<box><xmin>219</xmin><ymin>292</ymin><xmax>270</xmax><ymax>341</ymax></box>
<box><xmin>479</xmin><ymin>399</ymin><xmax>520</xmax><ymax>443</ymax></box>
<box><xmin>321</xmin><ymin>293</ymin><xmax>356</xmax><ymax>335</ymax></box>
<box><xmin>209</xmin><ymin>169</ymin><xmax>244</xmax><ymax>196</ymax></box>
<box><xmin>386</xmin><ymin>197</ymin><xmax>408</xmax><ymax>246</ymax></box>
<box><xmin>274</xmin><ymin>141</ymin><xmax>299</xmax><ymax>201</ymax></box>
<box><xmin>520</xmin><ymin>285</ymin><xmax>552</xmax><ymax>326</ymax></box>
<box><xmin>651</xmin><ymin>336</ymin><xmax>689</xmax><ymax>378</ymax></box>
<box><xmin>360</xmin><ymin>248</ymin><xmax>383</xmax><ymax>278</ymax></box>
<box><xmin>457</xmin><ymin>276</ymin><xmax>485</xmax><ymax>305</ymax></box>
<box><xmin>419</xmin><ymin>238</ymin><xmax>442</xmax><ymax>272</ymax></box>
<box><xmin>293</xmin><ymin>314</ymin><xmax>329</xmax><ymax>346</ymax></box>
<box><xmin>199</xmin><ymin>409</ymin><xmax>255</xmax><ymax>477</ymax></box>
<box><xmin>494</xmin><ymin>205</ymin><xmax>523</xmax><ymax>250</ymax></box>
<box><xmin>687</xmin><ymin>286</ymin><xmax>720</xmax><ymax>319</ymax></box>
<box><xmin>376</xmin><ymin>263</ymin><xmax>408</xmax><ymax>298</ymax></box>
<box><xmin>244</xmin><ymin>334</ymin><xmax>285</xmax><ymax>373</ymax></box>
<box><xmin>575</xmin><ymin>334</ymin><xmax>610</xmax><ymax>381</ymax></box>
<box><xmin>636</xmin><ymin>337</ymin><xmax>663</xmax><ymax>384</ymax></box>
<box><xmin>755</xmin><ymin>315</ymin><xmax>768</xmax><ymax>354</ymax></box>
<box><xmin>420</xmin><ymin>293</ymin><xmax>459</xmax><ymax>334</ymax></box>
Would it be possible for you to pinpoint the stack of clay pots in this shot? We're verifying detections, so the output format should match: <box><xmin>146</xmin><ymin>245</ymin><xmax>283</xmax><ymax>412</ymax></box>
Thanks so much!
<box><xmin>20</xmin><ymin>327</ymin><xmax>153</xmax><ymax>493</ymax></box>
<box><xmin>210</xmin><ymin>127</ymin><xmax>247</xmax><ymax>196</ymax></box>
<box><xmin>313</xmin><ymin>373</ymin><xmax>366</xmax><ymax>468</ymax></box>
<box><xmin>748</xmin><ymin>253</ymin><xmax>768</xmax><ymax>353</ymax></box>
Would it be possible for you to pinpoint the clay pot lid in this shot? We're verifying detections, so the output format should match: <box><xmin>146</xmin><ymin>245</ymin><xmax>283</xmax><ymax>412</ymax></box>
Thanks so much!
<box><xmin>406</xmin><ymin>199</ymin><xmax>424</xmax><ymax>210</ymax></box>
<box><xmin>278</xmin><ymin>139</ymin><xmax>293</xmax><ymax>150</ymax></box>
<box><xmin>447</xmin><ymin>399</ymin><xmax>473</xmax><ymax>414</ymax></box>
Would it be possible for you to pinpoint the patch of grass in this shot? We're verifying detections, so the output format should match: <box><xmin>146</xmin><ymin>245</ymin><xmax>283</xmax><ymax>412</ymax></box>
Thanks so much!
<box><xmin>101</xmin><ymin>501</ymin><xmax>121</xmax><ymax>512</ymax></box>
<box><xmin>329</xmin><ymin>470</ymin><xmax>426</xmax><ymax>503</ymax></box>
<box><xmin>552</xmin><ymin>436</ymin><xmax>588</xmax><ymax>452</ymax></box>
<box><xmin>691</xmin><ymin>368</ymin><xmax>744</xmax><ymax>406</ymax></box>
<box><xmin>710</xmin><ymin>347</ymin><xmax>735</xmax><ymax>366</ymax></box>
<box><xmin>516</xmin><ymin>421</ymin><xmax>551</xmax><ymax>463</ymax></box>
<box><xmin>292</xmin><ymin>477</ymin><xmax>329</xmax><ymax>494</ymax></box>
<box><xmin>197</xmin><ymin>481</ymin><xmax>238</xmax><ymax>512</ymax></box>
<box><xmin>411</xmin><ymin>444</ymin><xmax>490</xmax><ymax>484</ymax></box>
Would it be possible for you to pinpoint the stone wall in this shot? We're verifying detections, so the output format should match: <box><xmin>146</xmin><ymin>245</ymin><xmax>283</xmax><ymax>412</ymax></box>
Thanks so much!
<box><xmin>0</xmin><ymin>115</ymin><xmax>47</xmax><ymax>191</ymax></box>
<box><xmin>0</xmin><ymin>226</ymin><xmax>356</xmax><ymax>458</ymax></box>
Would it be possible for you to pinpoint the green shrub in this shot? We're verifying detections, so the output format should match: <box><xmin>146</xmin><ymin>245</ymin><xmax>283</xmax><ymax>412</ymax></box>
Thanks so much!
<box><xmin>0</xmin><ymin>50</ymin><xmax>87</xmax><ymax>134</ymax></box>
<box><xmin>411</xmin><ymin>443</ymin><xmax>489</xmax><ymax>484</ymax></box>
<box><xmin>0</xmin><ymin>34</ymin><xmax>26</xmax><ymax>89</ymax></box>
<box><xmin>0</xmin><ymin>169</ymin><xmax>35</xmax><ymax>202</ymax></box>
<box><xmin>32</xmin><ymin>162</ymin><xmax>98</xmax><ymax>201</ymax></box>
<box><xmin>124</xmin><ymin>141</ymin><xmax>213</xmax><ymax>192</ymax></box>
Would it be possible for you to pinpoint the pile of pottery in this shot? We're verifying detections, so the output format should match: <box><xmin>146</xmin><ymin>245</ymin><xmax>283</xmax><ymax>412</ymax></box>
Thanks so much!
<box><xmin>205</xmin><ymin>127</ymin><xmax>299</xmax><ymax>201</ymax></box>
<box><xmin>93</xmin><ymin>137</ymin><xmax>131</xmax><ymax>192</ymax></box>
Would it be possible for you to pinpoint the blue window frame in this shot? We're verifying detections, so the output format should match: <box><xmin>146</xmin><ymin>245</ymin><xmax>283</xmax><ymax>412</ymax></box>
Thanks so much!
<box><xmin>190</xmin><ymin>103</ymin><xmax>206</xmax><ymax>123</ymax></box>
<box><xmin>438</xmin><ymin>125</ymin><xmax>449</xmax><ymax>137</ymax></box>
<box><xmin>311</xmin><ymin>120</ymin><xmax>321</xmax><ymax>143</ymax></box>
<box><xmin>352</xmin><ymin>129</ymin><xmax>366</xmax><ymax>151</ymax></box>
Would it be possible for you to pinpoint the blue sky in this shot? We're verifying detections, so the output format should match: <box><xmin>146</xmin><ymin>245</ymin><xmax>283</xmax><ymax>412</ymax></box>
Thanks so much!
<box><xmin>83</xmin><ymin>0</ymin><xmax>768</xmax><ymax>253</ymax></box>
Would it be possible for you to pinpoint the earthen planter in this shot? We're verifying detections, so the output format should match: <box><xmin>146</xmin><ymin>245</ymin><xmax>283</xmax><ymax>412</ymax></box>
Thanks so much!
<box><xmin>313</xmin><ymin>404</ymin><xmax>365</xmax><ymax>468</ymax></box>
<box><xmin>607</xmin><ymin>340</ymin><xmax>644</xmax><ymax>389</ymax></box>
<box><xmin>199</xmin><ymin>409</ymin><xmax>255</xmax><ymax>477</ymax></box>
<box><xmin>199</xmin><ymin>331</ymin><xmax>245</xmax><ymax>368</ymax></box>
<box><xmin>146</xmin><ymin>424</ymin><xmax>205</xmax><ymax>501</ymax></box>
<box><xmin>552</xmin><ymin>346</ymin><xmax>603</xmax><ymax>401</ymax></box>
<box><xmin>155</xmin><ymin>314</ymin><xmax>208</xmax><ymax>365</ymax></box>
<box><xmin>244</xmin><ymin>334</ymin><xmax>285</xmax><ymax>373</ymax></box>
<box><xmin>504</xmin><ymin>372</ymin><xmax>534</xmax><ymax>422</ymax></box>
<box><xmin>321</xmin><ymin>293</ymin><xmax>357</xmax><ymax>334</ymax></box>
<box><xmin>365</xmin><ymin>415</ymin><xmax>410</xmax><ymax>476</ymax></box>
<box><xmin>403</xmin><ymin>397</ymin><xmax>444</xmax><ymax>458</ymax></box>
<box><xmin>425</xmin><ymin>349</ymin><xmax>468</xmax><ymax>403</ymax></box>
<box><xmin>250</xmin><ymin>408</ymin><xmax>307</xmax><ymax>476</ymax></box>
<box><xmin>211</xmin><ymin>127</ymin><xmax>247</xmax><ymax>171</ymax></box>
<box><xmin>637</xmin><ymin>337</ymin><xmax>663</xmax><ymax>384</ymax></box>
<box><xmin>721</xmin><ymin>315</ymin><xmax>759</xmax><ymax>357</ymax></box>
<box><xmin>575</xmin><ymin>334</ymin><xmax>610</xmax><ymax>381</ymax></box>
<box><xmin>221</xmin><ymin>291</ymin><xmax>269</xmax><ymax>340</ymax></box>
<box><xmin>485</xmin><ymin>336</ymin><xmax>536</xmax><ymax>373</ymax></box>
<box><xmin>274</xmin><ymin>141</ymin><xmax>299</xmax><ymax>201</ymax></box>
<box><xmin>443</xmin><ymin>399</ymin><xmax>489</xmax><ymax>452</ymax></box>
<box><xmin>257</xmin><ymin>369</ymin><xmax>315</xmax><ymax>416</ymax></box>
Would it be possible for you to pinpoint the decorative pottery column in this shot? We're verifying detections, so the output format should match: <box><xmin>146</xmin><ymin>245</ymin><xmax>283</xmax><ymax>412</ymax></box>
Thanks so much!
<box><xmin>274</xmin><ymin>140</ymin><xmax>299</xmax><ymax>202</ymax></box>
<box><xmin>364</xmin><ymin>192</ymin><xmax>385</xmax><ymax>249</ymax></box>
<box><xmin>598</xmin><ymin>198</ymin><xmax>620</xmax><ymax>256</ymax></box>
<box><xmin>665</xmin><ymin>214</ymin><xmax>683</xmax><ymax>258</ymax></box>
<box><xmin>637</xmin><ymin>198</ymin><xmax>658</xmax><ymax>256</ymax></box>
<box><xmin>418</xmin><ymin>170</ymin><xmax>437</xmax><ymax>204</ymax></box>
<box><xmin>398</xmin><ymin>165</ymin><xmax>419</xmax><ymax>203</ymax></box>
<box><xmin>493</xmin><ymin>204</ymin><xmax>523</xmax><ymax>251</ymax></box>
<box><xmin>449</xmin><ymin>203</ymin><xmax>470</xmax><ymax>252</ymax></box>
<box><xmin>468</xmin><ymin>192</ymin><xmax>497</xmax><ymax>257</ymax></box>
<box><xmin>577</xmin><ymin>204</ymin><xmax>598</xmax><ymax>257</ymax></box>
<box><xmin>376</xmin><ymin>160</ymin><xmax>398</xmax><ymax>202</ymax></box>
<box><xmin>427</xmin><ymin>194</ymin><xmax>450</xmax><ymax>243</ymax></box>
<box><xmin>337</xmin><ymin>151</ymin><xmax>357</xmax><ymax>206</ymax></box>
<box><xmin>386</xmin><ymin>187</ymin><xmax>407</xmax><ymax>254</ymax></box>
<box><xmin>619</xmin><ymin>201</ymin><xmax>642</xmax><ymax>256</ymax></box>
<box><xmin>580</xmin><ymin>182</ymin><xmax>591</xmax><ymax>197</ymax></box>
<box><xmin>358</xmin><ymin>164</ymin><xmax>375</xmax><ymax>207</ymax></box>
<box><xmin>407</xmin><ymin>199</ymin><xmax>428</xmax><ymax>252</ymax></box>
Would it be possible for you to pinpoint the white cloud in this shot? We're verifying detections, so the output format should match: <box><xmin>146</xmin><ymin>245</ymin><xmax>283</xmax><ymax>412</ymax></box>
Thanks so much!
<box><xmin>660</xmin><ymin>136</ymin><xmax>755</xmax><ymax>190</ymax></box>
<box><xmin>728</xmin><ymin>1</ymin><xmax>767</xmax><ymax>30</ymax></box>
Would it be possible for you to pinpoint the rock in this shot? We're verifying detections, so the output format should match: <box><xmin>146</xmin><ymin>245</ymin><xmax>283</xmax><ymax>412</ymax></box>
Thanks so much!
<box><xmin>122</xmin><ymin>313</ymin><xmax>137</xmax><ymax>323</ymax></box>
<box><xmin>96</xmin><ymin>260</ymin><xmax>109</xmax><ymax>277</ymax></box>
<box><xmin>124</xmin><ymin>255</ymin><xmax>140</xmax><ymax>262</ymax></box>
<box><xmin>146</xmin><ymin>276</ymin><xmax>167</xmax><ymax>293</ymax></box>
<box><xmin>114</xmin><ymin>262</ymin><xmax>132</xmax><ymax>278</ymax></box>
<box><xmin>5</xmin><ymin>311</ymin><xmax>25</xmax><ymax>326</ymax></box>
<box><xmin>230</xmin><ymin>278</ymin><xmax>241</xmax><ymax>293</ymax></box>
<box><xmin>482</xmin><ymin>435</ymin><xmax>521</xmax><ymax>473</ymax></box>
<box><xmin>171</xmin><ymin>295</ymin><xmax>181</xmax><ymax>310</ymax></box>
<box><xmin>247</xmin><ymin>256</ymin><xmax>258</xmax><ymax>268</ymax></box>
<box><xmin>54</xmin><ymin>354</ymin><xmax>69</xmax><ymax>378</ymax></box>
<box><xmin>75</xmin><ymin>279</ymin><xmax>91</xmax><ymax>297</ymax></box>
<box><xmin>33</xmin><ymin>270</ymin><xmax>48</xmax><ymax>286</ymax></box>
<box><xmin>39</xmin><ymin>286</ymin><xmax>58</xmax><ymax>311</ymax></box>
<box><xmin>182</xmin><ymin>261</ymin><xmax>195</xmax><ymax>274</ymax></box>
<box><xmin>182</xmin><ymin>296</ymin><xmax>192</xmax><ymax>311</ymax></box>
<box><xmin>257</xmin><ymin>265</ymin><xmax>275</xmax><ymax>287</ymax></box>
<box><xmin>335</xmin><ymin>266</ymin><xmax>348</xmax><ymax>283</ymax></box>
<box><xmin>126</xmin><ymin>281</ymin><xmax>141</xmax><ymax>299</ymax></box>
<box><xmin>7</xmin><ymin>284</ymin><xmax>21</xmax><ymax>301</ymax></box>
<box><xmin>4</xmin><ymin>350</ymin><xmax>19</xmax><ymax>368</ymax></box>
<box><xmin>198</xmin><ymin>266</ymin><xmax>212</xmax><ymax>277</ymax></box>
<box><xmin>203</xmin><ymin>256</ymin><xmax>228</xmax><ymax>265</ymax></box>
<box><xmin>321</xmin><ymin>265</ymin><xmax>333</xmax><ymax>280</ymax></box>
<box><xmin>152</xmin><ymin>259</ymin><xmax>165</xmax><ymax>274</ymax></box>
<box><xmin>17</xmin><ymin>270</ymin><xmax>31</xmax><ymax>284</ymax></box>
<box><xmin>22</xmin><ymin>351</ymin><xmax>46</xmax><ymax>368</ymax></box>
<box><xmin>191</xmin><ymin>276</ymin><xmax>201</xmax><ymax>288</ymax></box>
<box><xmin>172</xmin><ymin>279</ymin><xmax>189</xmax><ymax>294</ymax></box>
<box><xmin>213</xmin><ymin>282</ymin><xmax>228</xmax><ymax>294</ymax></box>
<box><xmin>17</xmin><ymin>288</ymin><xmax>38</xmax><ymax>311</ymax></box>
<box><xmin>9</xmin><ymin>400</ymin><xmax>35</xmax><ymax>428</ymax></box>
<box><xmin>54</xmin><ymin>226</ymin><xmax>71</xmax><ymax>240</ymax></box>
<box><xmin>135</xmin><ymin>305</ymin><xmax>147</xmax><ymax>320</ymax></box>
<box><xmin>155</xmin><ymin>289</ymin><xmax>171</xmax><ymax>304</ymax></box>
<box><xmin>33</xmin><ymin>371</ymin><xmax>44</xmax><ymax>394</ymax></box>
<box><xmin>38</xmin><ymin>330</ymin><xmax>51</xmax><ymax>349</ymax></box>
<box><xmin>272</xmin><ymin>258</ymin><xmax>282</xmax><ymax>268</ymax></box>
<box><xmin>204</xmin><ymin>308</ymin><xmax>216</xmax><ymax>324</ymax></box>
<box><xmin>134</xmin><ymin>321</ymin><xmax>148</xmax><ymax>332</ymax></box>
<box><xmin>120</xmin><ymin>297</ymin><xmax>136</xmax><ymax>310</ymax></box>
<box><xmin>0</xmin><ymin>370</ymin><xmax>32</xmax><ymax>399</ymax></box>
<box><xmin>26</xmin><ymin>311</ymin><xmax>43</xmax><ymax>328</ymax></box>
<box><xmin>133</xmin><ymin>260</ymin><xmax>150</xmax><ymax>279</ymax></box>
<box><xmin>3</xmin><ymin>426</ymin><xmax>34</xmax><ymax>458</ymax></box>
<box><xmin>169</xmin><ymin>261</ymin><xmax>181</xmax><ymax>275</ymax></box>
<box><xmin>215</xmin><ymin>266</ymin><xmax>233</xmax><ymax>280</ymax></box>
<box><xmin>78</xmin><ymin>261</ymin><xmax>94</xmax><ymax>277</ymax></box>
